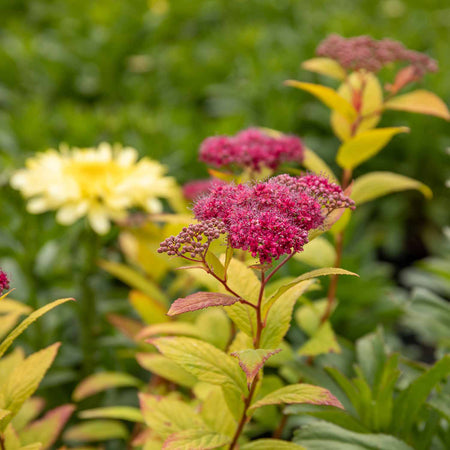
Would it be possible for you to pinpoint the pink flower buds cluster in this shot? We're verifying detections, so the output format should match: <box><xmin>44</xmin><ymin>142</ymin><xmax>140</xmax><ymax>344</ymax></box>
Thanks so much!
<box><xmin>273</xmin><ymin>174</ymin><xmax>355</xmax><ymax>213</ymax></box>
<box><xmin>158</xmin><ymin>218</ymin><xmax>227</xmax><ymax>259</ymax></box>
<box><xmin>182</xmin><ymin>178</ymin><xmax>225</xmax><ymax>202</ymax></box>
<box><xmin>199</xmin><ymin>128</ymin><xmax>304</xmax><ymax>173</ymax></box>
<box><xmin>0</xmin><ymin>270</ymin><xmax>10</xmax><ymax>293</ymax></box>
<box><xmin>192</xmin><ymin>174</ymin><xmax>354</xmax><ymax>263</ymax></box>
<box><xmin>316</xmin><ymin>34</ymin><xmax>438</xmax><ymax>77</ymax></box>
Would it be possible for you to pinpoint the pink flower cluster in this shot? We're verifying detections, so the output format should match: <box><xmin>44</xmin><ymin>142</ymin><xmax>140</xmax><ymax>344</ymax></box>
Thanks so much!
<box><xmin>158</xmin><ymin>219</ymin><xmax>227</xmax><ymax>259</ymax></box>
<box><xmin>192</xmin><ymin>174</ymin><xmax>354</xmax><ymax>263</ymax></box>
<box><xmin>199</xmin><ymin>128</ymin><xmax>304</xmax><ymax>172</ymax></box>
<box><xmin>182</xmin><ymin>178</ymin><xmax>225</xmax><ymax>202</ymax></box>
<box><xmin>0</xmin><ymin>270</ymin><xmax>10</xmax><ymax>293</ymax></box>
<box><xmin>316</xmin><ymin>34</ymin><xmax>438</xmax><ymax>76</ymax></box>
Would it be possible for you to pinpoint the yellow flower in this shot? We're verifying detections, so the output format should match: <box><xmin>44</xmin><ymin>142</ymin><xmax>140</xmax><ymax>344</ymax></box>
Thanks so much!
<box><xmin>11</xmin><ymin>143</ymin><xmax>179</xmax><ymax>234</ymax></box>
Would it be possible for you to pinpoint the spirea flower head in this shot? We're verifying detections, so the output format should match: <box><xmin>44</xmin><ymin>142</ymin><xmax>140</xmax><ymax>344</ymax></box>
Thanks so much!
<box><xmin>182</xmin><ymin>178</ymin><xmax>226</xmax><ymax>202</ymax></box>
<box><xmin>158</xmin><ymin>219</ymin><xmax>227</xmax><ymax>259</ymax></box>
<box><xmin>10</xmin><ymin>143</ymin><xmax>178</xmax><ymax>234</ymax></box>
<box><xmin>192</xmin><ymin>174</ymin><xmax>354</xmax><ymax>263</ymax></box>
<box><xmin>0</xmin><ymin>270</ymin><xmax>10</xmax><ymax>293</ymax></box>
<box><xmin>199</xmin><ymin>128</ymin><xmax>304</xmax><ymax>173</ymax></box>
<box><xmin>316</xmin><ymin>34</ymin><xmax>438</xmax><ymax>77</ymax></box>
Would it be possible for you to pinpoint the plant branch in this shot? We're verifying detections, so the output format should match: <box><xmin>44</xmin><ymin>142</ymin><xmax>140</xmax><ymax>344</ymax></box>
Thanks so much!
<box><xmin>229</xmin><ymin>374</ymin><xmax>259</xmax><ymax>449</ymax></box>
<box><xmin>264</xmin><ymin>253</ymin><xmax>294</xmax><ymax>286</ymax></box>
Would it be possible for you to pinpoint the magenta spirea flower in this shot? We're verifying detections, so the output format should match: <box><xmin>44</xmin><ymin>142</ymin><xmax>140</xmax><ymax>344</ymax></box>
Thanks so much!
<box><xmin>317</xmin><ymin>34</ymin><xmax>438</xmax><ymax>76</ymax></box>
<box><xmin>182</xmin><ymin>178</ymin><xmax>226</xmax><ymax>202</ymax></box>
<box><xmin>199</xmin><ymin>128</ymin><xmax>304</xmax><ymax>172</ymax></box>
<box><xmin>0</xmin><ymin>270</ymin><xmax>10</xmax><ymax>293</ymax></box>
<box><xmin>192</xmin><ymin>174</ymin><xmax>354</xmax><ymax>263</ymax></box>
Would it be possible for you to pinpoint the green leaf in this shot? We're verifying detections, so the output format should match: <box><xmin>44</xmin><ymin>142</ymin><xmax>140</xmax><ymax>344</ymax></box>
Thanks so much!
<box><xmin>167</xmin><ymin>292</ymin><xmax>238</xmax><ymax>316</ymax></box>
<box><xmin>224</xmin><ymin>301</ymin><xmax>257</xmax><ymax>338</ymax></box>
<box><xmin>139</xmin><ymin>393</ymin><xmax>206</xmax><ymax>440</ymax></box>
<box><xmin>294</xmin><ymin>237</ymin><xmax>337</xmax><ymax>268</ymax></box>
<box><xmin>72</xmin><ymin>372</ymin><xmax>142</xmax><ymax>402</ymax></box>
<box><xmin>205</xmin><ymin>252</ymin><xmax>226</xmax><ymax>279</ymax></box>
<box><xmin>295</xmin><ymin>299</ymin><xmax>329</xmax><ymax>336</ymax></box>
<box><xmin>325</xmin><ymin>367</ymin><xmax>362</xmax><ymax>415</ymax></box>
<box><xmin>265</xmin><ymin>268</ymin><xmax>358</xmax><ymax>316</ymax></box>
<box><xmin>428</xmin><ymin>392</ymin><xmax>450</xmax><ymax>421</ymax></box>
<box><xmin>242</xmin><ymin>439</ymin><xmax>306</xmax><ymax>449</ymax></box>
<box><xmin>195</xmin><ymin>308</ymin><xmax>231</xmax><ymax>350</ymax></box>
<box><xmin>301</xmin><ymin>57</ymin><xmax>347</xmax><ymax>80</ymax></box>
<box><xmin>19</xmin><ymin>404</ymin><xmax>75</xmax><ymax>448</ymax></box>
<box><xmin>163</xmin><ymin>429</ymin><xmax>231</xmax><ymax>450</ymax></box>
<box><xmin>199</xmin><ymin>384</ymin><xmax>236</xmax><ymax>437</ymax></box>
<box><xmin>1</xmin><ymin>343</ymin><xmax>61</xmax><ymax>421</ymax></box>
<box><xmin>152</xmin><ymin>337</ymin><xmax>247</xmax><ymax>394</ymax></box>
<box><xmin>221</xmin><ymin>257</ymin><xmax>260</xmax><ymax>305</ymax></box>
<box><xmin>249</xmin><ymin>384</ymin><xmax>343</xmax><ymax>411</ymax></box>
<box><xmin>99</xmin><ymin>260</ymin><xmax>169</xmax><ymax>306</ymax></box>
<box><xmin>372</xmin><ymin>354</ymin><xmax>401</xmax><ymax>432</ymax></box>
<box><xmin>79</xmin><ymin>406</ymin><xmax>143</xmax><ymax>422</ymax></box>
<box><xmin>294</xmin><ymin>422</ymin><xmax>414</xmax><ymax>450</ymax></box>
<box><xmin>352</xmin><ymin>172</ymin><xmax>432</xmax><ymax>205</ymax></box>
<box><xmin>0</xmin><ymin>298</ymin><xmax>73</xmax><ymax>358</ymax></box>
<box><xmin>300</xmin><ymin>408</ymin><xmax>369</xmax><ymax>433</ymax></box>
<box><xmin>63</xmin><ymin>420</ymin><xmax>129</xmax><ymax>442</ymax></box>
<box><xmin>384</xmin><ymin>90</ymin><xmax>450</xmax><ymax>120</ymax></box>
<box><xmin>355</xmin><ymin>328</ymin><xmax>387</xmax><ymax>389</ymax></box>
<box><xmin>392</xmin><ymin>355</ymin><xmax>450</xmax><ymax>438</ymax></box>
<box><xmin>285</xmin><ymin>81</ymin><xmax>357</xmax><ymax>121</ymax></box>
<box><xmin>298</xmin><ymin>322</ymin><xmax>341</xmax><ymax>356</ymax></box>
<box><xmin>302</xmin><ymin>147</ymin><xmax>338</xmax><ymax>183</ymax></box>
<box><xmin>260</xmin><ymin>283</ymin><xmax>302</xmax><ymax>349</ymax></box>
<box><xmin>231</xmin><ymin>349</ymin><xmax>282</xmax><ymax>387</ymax></box>
<box><xmin>336</xmin><ymin>127</ymin><xmax>409</xmax><ymax>170</ymax></box>
<box><xmin>136</xmin><ymin>353</ymin><xmax>197</xmax><ymax>387</ymax></box>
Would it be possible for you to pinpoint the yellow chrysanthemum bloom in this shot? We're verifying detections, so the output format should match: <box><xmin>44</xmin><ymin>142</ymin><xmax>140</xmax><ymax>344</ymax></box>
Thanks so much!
<box><xmin>11</xmin><ymin>143</ymin><xmax>179</xmax><ymax>234</ymax></box>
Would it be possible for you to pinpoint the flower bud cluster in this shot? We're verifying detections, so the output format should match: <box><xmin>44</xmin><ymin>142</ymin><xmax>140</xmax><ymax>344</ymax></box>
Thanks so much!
<box><xmin>192</xmin><ymin>174</ymin><xmax>354</xmax><ymax>263</ymax></box>
<box><xmin>158</xmin><ymin>219</ymin><xmax>227</xmax><ymax>259</ymax></box>
<box><xmin>272</xmin><ymin>174</ymin><xmax>355</xmax><ymax>213</ymax></box>
<box><xmin>199</xmin><ymin>128</ymin><xmax>304</xmax><ymax>172</ymax></box>
<box><xmin>317</xmin><ymin>34</ymin><xmax>438</xmax><ymax>77</ymax></box>
<box><xmin>0</xmin><ymin>270</ymin><xmax>10</xmax><ymax>293</ymax></box>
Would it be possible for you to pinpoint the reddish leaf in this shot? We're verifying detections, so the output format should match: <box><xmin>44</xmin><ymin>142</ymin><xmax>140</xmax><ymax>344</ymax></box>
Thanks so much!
<box><xmin>167</xmin><ymin>292</ymin><xmax>239</xmax><ymax>317</ymax></box>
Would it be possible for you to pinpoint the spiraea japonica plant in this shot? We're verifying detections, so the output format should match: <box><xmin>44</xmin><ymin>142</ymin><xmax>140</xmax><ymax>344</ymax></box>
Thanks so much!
<box><xmin>285</xmin><ymin>34</ymin><xmax>449</xmax><ymax>327</ymax></box>
<box><xmin>0</xmin><ymin>270</ymin><xmax>74</xmax><ymax>450</ymax></box>
<box><xmin>54</xmin><ymin>36</ymin><xmax>449</xmax><ymax>449</ymax></box>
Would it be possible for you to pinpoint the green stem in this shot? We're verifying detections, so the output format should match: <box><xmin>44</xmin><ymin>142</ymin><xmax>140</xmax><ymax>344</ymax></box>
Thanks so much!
<box><xmin>79</xmin><ymin>229</ymin><xmax>100</xmax><ymax>376</ymax></box>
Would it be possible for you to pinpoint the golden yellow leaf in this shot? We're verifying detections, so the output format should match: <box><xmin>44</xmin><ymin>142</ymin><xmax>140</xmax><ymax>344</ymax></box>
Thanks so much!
<box><xmin>285</xmin><ymin>81</ymin><xmax>357</xmax><ymax>121</ymax></box>
<box><xmin>352</xmin><ymin>172</ymin><xmax>432</xmax><ymax>205</ymax></box>
<box><xmin>301</xmin><ymin>57</ymin><xmax>347</xmax><ymax>80</ymax></box>
<box><xmin>384</xmin><ymin>89</ymin><xmax>450</xmax><ymax>120</ymax></box>
<box><xmin>336</xmin><ymin>127</ymin><xmax>409</xmax><ymax>170</ymax></box>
